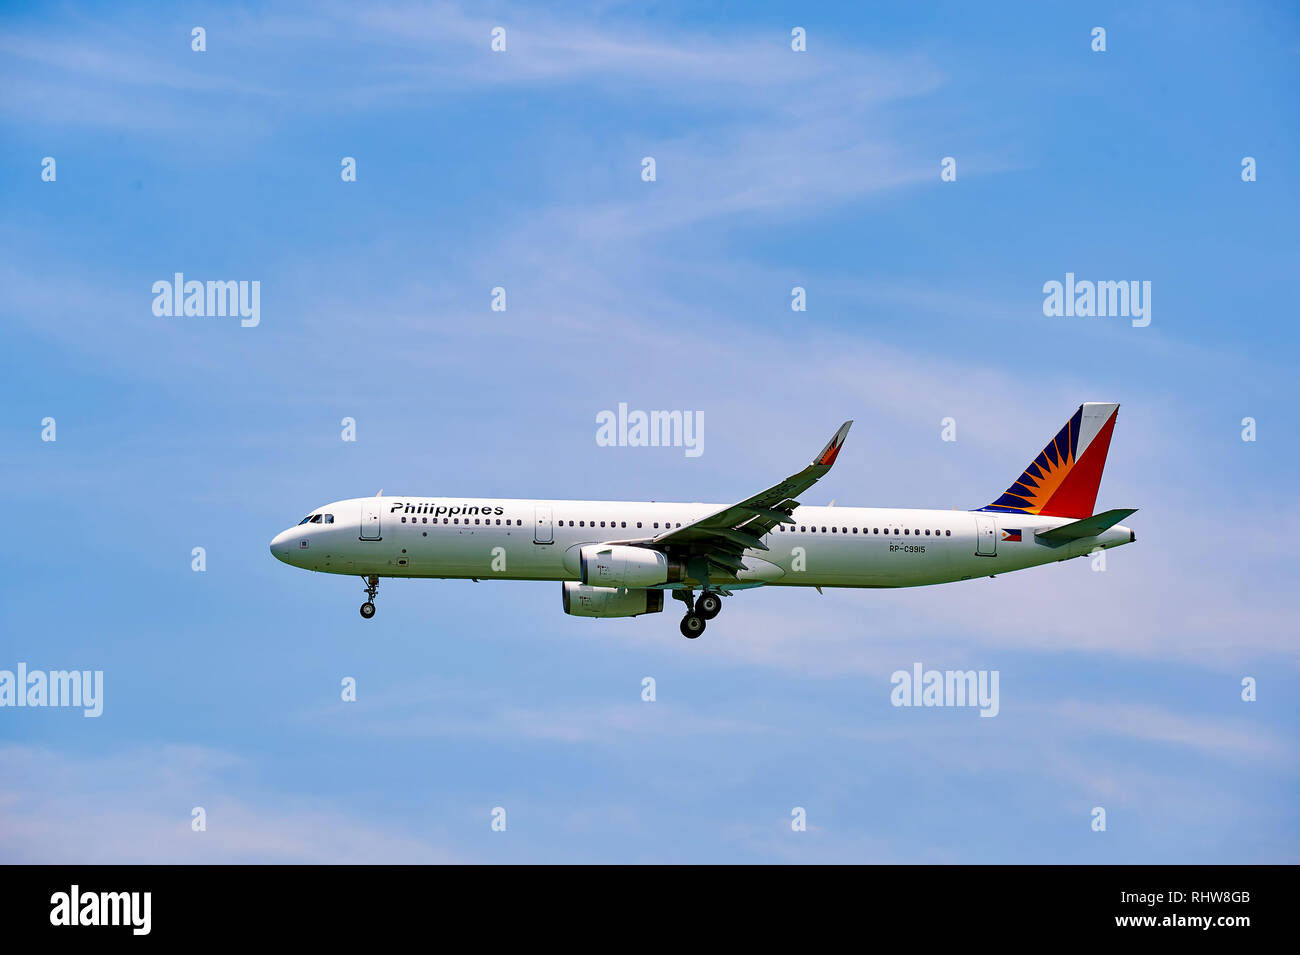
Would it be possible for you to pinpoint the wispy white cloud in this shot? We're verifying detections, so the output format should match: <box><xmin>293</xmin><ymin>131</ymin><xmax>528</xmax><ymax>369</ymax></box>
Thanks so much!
<box><xmin>0</xmin><ymin>744</ymin><xmax>463</xmax><ymax>863</ymax></box>
<box><xmin>295</xmin><ymin>680</ymin><xmax>784</xmax><ymax>746</ymax></box>
<box><xmin>0</xmin><ymin>1</ymin><xmax>944</xmax><ymax>130</ymax></box>
<box><xmin>1041</xmin><ymin>700</ymin><xmax>1284</xmax><ymax>758</ymax></box>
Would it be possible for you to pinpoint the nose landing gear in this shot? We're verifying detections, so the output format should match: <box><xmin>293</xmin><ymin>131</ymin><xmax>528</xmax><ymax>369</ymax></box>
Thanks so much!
<box><xmin>360</xmin><ymin>575</ymin><xmax>379</xmax><ymax>619</ymax></box>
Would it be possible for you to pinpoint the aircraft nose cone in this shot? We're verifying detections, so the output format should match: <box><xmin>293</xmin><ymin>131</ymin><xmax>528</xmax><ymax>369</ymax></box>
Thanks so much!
<box><xmin>269</xmin><ymin>529</ymin><xmax>295</xmax><ymax>563</ymax></box>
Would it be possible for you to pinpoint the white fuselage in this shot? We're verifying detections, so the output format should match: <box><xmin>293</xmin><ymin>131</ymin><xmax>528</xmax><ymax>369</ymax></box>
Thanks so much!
<box><xmin>269</xmin><ymin>496</ymin><xmax>1134</xmax><ymax>589</ymax></box>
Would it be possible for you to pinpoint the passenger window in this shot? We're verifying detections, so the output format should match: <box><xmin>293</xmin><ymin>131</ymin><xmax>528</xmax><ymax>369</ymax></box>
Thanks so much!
<box><xmin>945</xmin><ymin>530</ymin><xmax>951</xmax><ymax>536</ymax></box>
<box><xmin>831</xmin><ymin>527</ymin><xmax>837</xmax><ymax>533</ymax></box>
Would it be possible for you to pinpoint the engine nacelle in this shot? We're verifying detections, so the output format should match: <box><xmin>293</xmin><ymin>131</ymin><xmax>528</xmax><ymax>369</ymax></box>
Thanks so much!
<box><xmin>579</xmin><ymin>544</ymin><xmax>682</xmax><ymax>588</ymax></box>
<box><xmin>562</xmin><ymin>582</ymin><xmax>665</xmax><ymax>618</ymax></box>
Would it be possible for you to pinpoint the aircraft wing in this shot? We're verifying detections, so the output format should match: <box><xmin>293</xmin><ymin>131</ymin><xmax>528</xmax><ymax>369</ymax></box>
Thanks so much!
<box><xmin>646</xmin><ymin>421</ymin><xmax>853</xmax><ymax>577</ymax></box>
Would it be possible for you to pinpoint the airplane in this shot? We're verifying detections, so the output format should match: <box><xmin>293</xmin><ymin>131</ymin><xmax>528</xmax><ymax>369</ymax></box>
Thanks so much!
<box><xmin>269</xmin><ymin>402</ymin><xmax>1135</xmax><ymax>639</ymax></box>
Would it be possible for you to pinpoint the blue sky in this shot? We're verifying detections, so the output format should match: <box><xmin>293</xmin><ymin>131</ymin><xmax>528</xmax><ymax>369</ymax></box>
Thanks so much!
<box><xmin>1</xmin><ymin>0</ymin><xmax>1297</xmax><ymax>862</ymax></box>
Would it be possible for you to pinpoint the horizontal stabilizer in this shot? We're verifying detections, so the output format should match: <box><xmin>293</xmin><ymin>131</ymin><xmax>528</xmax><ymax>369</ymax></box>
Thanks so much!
<box><xmin>1035</xmin><ymin>508</ymin><xmax>1137</xmax><ymax>543</ymax></box>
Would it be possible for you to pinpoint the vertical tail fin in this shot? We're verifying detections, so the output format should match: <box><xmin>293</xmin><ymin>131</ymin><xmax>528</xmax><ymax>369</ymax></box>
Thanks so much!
<box><xmin>979</xmin><ymin>403</ymin><xmax>1119</xmax><ymax>519</ymax></box>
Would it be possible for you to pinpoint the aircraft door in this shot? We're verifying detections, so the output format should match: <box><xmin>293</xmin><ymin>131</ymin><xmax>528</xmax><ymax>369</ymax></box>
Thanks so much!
<box><xmin>975</xmin><ymin>514</ymin><xmax>996</xmax><ymax>556</ymax></box>
<box><xmin>534</xmin><ymin>504</ymin><xmax>554</xmax><ymax>544</ymax></box>
<box><xmin>360</xmin><ymin>499</ymin><xmax>382</xmax><ymax>540</ymax></box>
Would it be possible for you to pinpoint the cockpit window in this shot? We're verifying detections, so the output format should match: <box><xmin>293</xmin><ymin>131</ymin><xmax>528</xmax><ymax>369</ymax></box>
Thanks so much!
<box><xmin>323</xmin><ymin>514</ymin><xmax>334</xmax><ymax>524</ymax></box>
<box><xmin>298</xmin><ymin>515</ymin><xmax>314</xmax><ymax>525</ymax></box>
<box><xmin>309</xmin><ymin>514</ymin><xmax>323</xmax><ymax>523</ymax></box>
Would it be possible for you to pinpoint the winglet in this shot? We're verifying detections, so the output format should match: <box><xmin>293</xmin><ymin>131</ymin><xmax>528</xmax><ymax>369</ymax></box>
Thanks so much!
<box><xmin>814</xmin><ymin>421</ymin><xmax>853</xmax><ymax>468</ymax></box>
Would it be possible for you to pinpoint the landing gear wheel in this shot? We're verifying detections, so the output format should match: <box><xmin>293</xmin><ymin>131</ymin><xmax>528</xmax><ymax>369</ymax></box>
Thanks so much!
<box><xmin>696</xmin><ymin>592</ymin><xmax>722</xmax><ymax>619</ymax></box>
<box><xmin>359</xmin><ymin>575</ymin><xmax>379</xmax><ymax>620</ymax></box>
<box><xmin>680</xmin><ymin>613</ymin><xmax>706</xmax><ymax>639</ymax></box>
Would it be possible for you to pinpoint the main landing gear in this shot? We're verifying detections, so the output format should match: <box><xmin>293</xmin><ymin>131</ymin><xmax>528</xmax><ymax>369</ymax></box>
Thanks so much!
<box><xmin>696</xmin><ymin>592</ymin><xmax>723</xmax><ymax>619</ymax></box>
<box><xmin>360</xmin><ymin>575</ymin><xmax>379</xmax><ymax>619</ymax></box>
<box><xmin>674</xmin><ymin>589</ymin><xmax>723</xmax><ymax>639</ymax></box>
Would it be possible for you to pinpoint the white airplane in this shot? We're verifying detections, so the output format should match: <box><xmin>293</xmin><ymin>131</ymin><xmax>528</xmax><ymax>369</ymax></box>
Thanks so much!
<box><xmin>270</xmin><ymin>403</ymin><xmax>1135</xmax><ymax>638</ymax></box>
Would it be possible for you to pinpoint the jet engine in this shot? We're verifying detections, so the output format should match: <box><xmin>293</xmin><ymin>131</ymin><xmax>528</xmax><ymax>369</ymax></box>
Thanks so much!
<box><xmin>579</xmin><ymin>544</ymin><xmax>683</xmax><ymax>588</ymax></box>
<box><xmin>562</xmin><ymin>582</ymin><xmax>665</xmax><ymax>618</ymax></box>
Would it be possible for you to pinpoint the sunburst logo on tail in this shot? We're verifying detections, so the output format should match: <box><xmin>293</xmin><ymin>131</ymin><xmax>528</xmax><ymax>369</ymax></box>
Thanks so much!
<box><xmin>979</xmin><ymin>404</ymin><xmax>1119</xmax><ymax>519</ymax></box>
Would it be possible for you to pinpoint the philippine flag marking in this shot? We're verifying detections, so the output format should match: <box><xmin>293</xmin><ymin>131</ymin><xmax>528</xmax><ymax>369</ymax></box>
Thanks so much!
<box><xmin>1001</xmin><ymin>529</ymin><xmax>1022</xmax><ymax>542</ymax></box>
